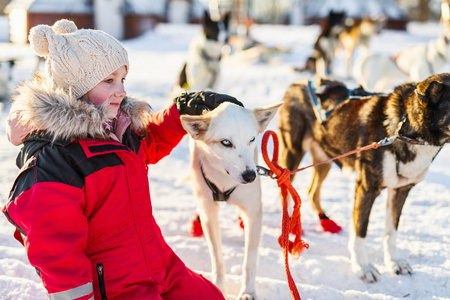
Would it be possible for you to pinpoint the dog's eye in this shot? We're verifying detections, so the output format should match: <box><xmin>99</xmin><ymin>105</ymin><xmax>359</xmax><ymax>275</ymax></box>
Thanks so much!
<box><xmin>220</xmin><ymin>140</ymin><xmax>232</xmax><ymax>148</ymax></box>
<box><xmin>249</xmin><ymin>137</ymin><xmax>256</xmax><ymax>144</ymax></box>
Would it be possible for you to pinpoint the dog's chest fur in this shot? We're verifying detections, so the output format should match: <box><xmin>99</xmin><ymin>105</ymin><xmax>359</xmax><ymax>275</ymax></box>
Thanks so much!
<box><xmin>382</xmin><ymin>145</ymin><xmax>441</xmax><ymax>188</ymax></box>
<box><xmin>190</xmin><ymin>36</ymin><xmax>222</xmax><ymax>64</ymax></box>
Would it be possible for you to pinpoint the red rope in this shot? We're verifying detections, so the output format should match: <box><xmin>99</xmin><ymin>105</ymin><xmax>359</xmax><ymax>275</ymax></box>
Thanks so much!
<box><xmin>260</xmin><ymin>130</ymin><xmax>380</xmax><ymax>300</ymax></box>
<box><xmin>261</xmin><ymin>131</ymin><xmax>309</xmax><ymax>300</ymax></box>
<box><xmin>289</xmin><ymin>142</ymin><xmax>379</xmax><ymax>175</ymax></box>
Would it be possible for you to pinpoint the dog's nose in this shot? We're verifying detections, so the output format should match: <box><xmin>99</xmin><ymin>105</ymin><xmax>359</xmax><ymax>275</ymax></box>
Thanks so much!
<box><xmin>242</xmin><ymin>170</ymin><xmax>256</xmax><ymax>183</ymax></box>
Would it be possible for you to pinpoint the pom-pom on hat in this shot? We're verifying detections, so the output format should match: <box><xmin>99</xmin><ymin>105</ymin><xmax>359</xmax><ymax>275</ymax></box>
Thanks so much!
<box><xmin>28</xmin><ymin>19</ymin><xmax>129</xmax><ymax>99</ymax></box>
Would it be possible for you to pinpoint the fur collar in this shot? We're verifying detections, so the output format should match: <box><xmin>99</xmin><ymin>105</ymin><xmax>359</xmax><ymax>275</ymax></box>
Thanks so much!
<box><xmin>11</xmin><ymin>74</ymin><xmax>152</xmax><ymax>142</ymax></box>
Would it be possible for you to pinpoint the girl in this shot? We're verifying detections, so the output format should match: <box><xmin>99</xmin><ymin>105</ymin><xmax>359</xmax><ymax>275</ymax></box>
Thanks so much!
<box><xmin>3</xmin><ymin>19</ymin><xmax>237</xmax><ymax>300</ymax></box>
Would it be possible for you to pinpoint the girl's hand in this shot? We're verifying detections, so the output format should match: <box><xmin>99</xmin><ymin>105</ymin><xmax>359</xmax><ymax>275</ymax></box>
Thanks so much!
<box><xmin>174</xmin><ymin>91</ymin><xmax>243</xmax><ymax>115</ymax></box>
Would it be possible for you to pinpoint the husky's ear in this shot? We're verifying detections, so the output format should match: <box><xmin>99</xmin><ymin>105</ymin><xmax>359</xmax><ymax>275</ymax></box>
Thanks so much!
<box><xmin>180</xmin><ymin>115</ymin><xmax>211</xmax><ymax>139</ymax></box>
<box><xmin>222</xmin><ymin>11</ymin><xmax>231</xmax><ymax>28</ymax></box>
<box><xmin>254</xmin><ymin>102</ymin><xmax>283</xmax><ymax>133</ymax></box>
<box><xmin>204</xmin><ymin>10</ymin><xmax>213</xmax><ymax>25</ymax></box>
<box><xmin>416</xmin><ymin>80</ymin><xmax>444</xmax><ymax>105</ymax></box>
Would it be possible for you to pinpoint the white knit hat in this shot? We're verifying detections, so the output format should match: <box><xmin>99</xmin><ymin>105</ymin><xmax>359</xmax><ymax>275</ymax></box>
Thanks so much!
<box><xmin>28</xmin><ymin>19</ymin><xmax>129</xmax><ymax>99</ymax></box>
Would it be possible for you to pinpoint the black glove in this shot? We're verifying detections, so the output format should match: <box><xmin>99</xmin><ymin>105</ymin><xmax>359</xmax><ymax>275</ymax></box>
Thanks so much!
<box><xmin>174</xmin><ymin>91</ymin><xmax>244</xmax><ymax>115</ymax></box>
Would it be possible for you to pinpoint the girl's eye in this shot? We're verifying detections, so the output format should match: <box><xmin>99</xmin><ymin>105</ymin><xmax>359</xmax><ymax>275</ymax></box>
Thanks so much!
<box><xmin>220</xmin><ymin>140</ymin><xmax>232</xmax><ymax>148</ymax></box>
<box><xmin>249</xmin><ymin>137</ymin><xmax>256</xmax><ymax>143</ymax></box>
<box><xmin>105</xmin><ymin>79</ymin><xmax>113</xmax><ymax>83</ymax></box>
<box><xmin>121</xmin><ymin>78</ymin><xmax>126</xmax><ymax>83</ymax></box>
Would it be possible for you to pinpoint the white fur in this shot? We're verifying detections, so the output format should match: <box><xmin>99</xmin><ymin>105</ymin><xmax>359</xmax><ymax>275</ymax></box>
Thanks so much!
<box><xmin>382</xmin><ymin>145</ymin><xmax>441</xmax><ymax>188</ymax></box>
<box><xmin>383</xmin><ymin>188</ymin><xmax>413</xmax><ymax>276</ymax></box>
<box><xmin>354</xmin><ymin>36</ymin><xmax>450</xmax><ymax>92</ymax></box>
<box><xmin>353</xmin><ymin>50</ymin><xmax>408</xmax><ymax>93</ymax></box>
<box><xmin>180</xmin><ymin>102</ymin><xmax>282</xmax><ymax>300</ymax></box>
<box><xmin>349</xmin><ymin>145</ymin><xmax>441</xmax><ymax>282</ymax></box>
<box><xmin>348</xmin><ymin>233</ymin><xmax>380</xmax><ymax>282</ymax></box>
<box><xmin>184</xmin><ymin>35</ymin><xmax>224</xmax><ymax>91</ymax></box>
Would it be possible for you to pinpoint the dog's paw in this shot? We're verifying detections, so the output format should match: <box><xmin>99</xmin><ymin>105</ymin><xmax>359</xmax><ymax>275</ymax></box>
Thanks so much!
<box><xmin>237</xmin><ymin>290</ymin><xmax>257</xmax><ymax>300</ymax></box>
<box><xmin>238</xmin><ymin>216</ymin><xmax>245</xmax><ymax>231</ymax></box>
<box><xmin>189</xmin><ymin>214</ymin><xmax>203</xmax><ymax>237</ymax></box>
<box><xmin>387</xmin><ymin>258</ymin><xmax>412</xmax><ymax>276</ymax></box>
<box><xmin>319</xmin><ymin>213</ymin><xmax>342</xmax><ymax>233</ymax></box>
<box><xmin>354</xmin><ymin>263</ymin><xmax>380</xmax><ymax>283</ymax></box>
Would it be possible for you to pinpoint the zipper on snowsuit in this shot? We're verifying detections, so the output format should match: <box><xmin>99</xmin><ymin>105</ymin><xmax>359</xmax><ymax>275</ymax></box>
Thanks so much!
<box><xmin>97</xmin><ymin>263</ymin><xmax>108</xmax><ymax>300</ymax></box>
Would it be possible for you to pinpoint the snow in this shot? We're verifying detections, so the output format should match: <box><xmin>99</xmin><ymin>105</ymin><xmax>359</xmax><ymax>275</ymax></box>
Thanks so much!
<box><xmin>0</xmin><ymin>21</ymin><xmax>449</xmax><ymax>300</ymax></box>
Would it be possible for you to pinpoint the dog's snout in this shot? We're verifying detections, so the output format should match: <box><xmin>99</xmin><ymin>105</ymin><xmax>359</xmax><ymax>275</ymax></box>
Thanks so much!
<box><xmin>242</xmin><ymin>170</ymin><xmax>256</xmax><ymax>183</ymax></box>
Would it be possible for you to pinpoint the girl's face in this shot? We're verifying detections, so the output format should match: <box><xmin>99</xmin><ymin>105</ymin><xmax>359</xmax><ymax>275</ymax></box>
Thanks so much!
<box><xmin>81</xmin><ymin>65</ymin><xmax>128</xmax><ymax>119</ymax></box>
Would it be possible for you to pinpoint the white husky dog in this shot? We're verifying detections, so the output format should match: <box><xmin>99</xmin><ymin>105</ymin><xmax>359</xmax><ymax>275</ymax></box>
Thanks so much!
<box><xmin>180</xmin><ymin>101</ymin><xmax>282</xmax><ymax>300</ymax></box>
<box><xmin>354</xmin><ymin>35</ymin><xmax>450</xmax><ymax>92</ymax></box>
<box><xmin>177</xmin><ymin>11</ymin><xmax>230</xmax><ymax>92</ymax></box>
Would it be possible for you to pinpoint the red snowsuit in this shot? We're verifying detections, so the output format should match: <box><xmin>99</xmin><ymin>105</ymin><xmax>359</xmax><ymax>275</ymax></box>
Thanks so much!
<box><xmin>3</xmin><ymin>79</ymin><xmax>224</xmax><ymax>300</ymax></box>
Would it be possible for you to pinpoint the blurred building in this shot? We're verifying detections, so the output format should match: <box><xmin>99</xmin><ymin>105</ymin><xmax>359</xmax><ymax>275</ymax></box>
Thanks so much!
<box><xmin>303</xmin><ymin>0</ymin><xmax>408</xmax><ymax>29</ymax></box>
<box><xmin>1</xmin><ymin>0</ymin><xmax>426</xmax><ymax>43</ymax></box>
<box><xmin>4</xmin><ymin>0</ymin><xmax>167</xmax><ymax>42</ymax></box>
<box><xmin>210</xmin><ymin>0</ymin><xmax>408</xmax><ymax>29</ymax></box>
<box><xmin>5</xmin><ymin>0</ymin><xmax>92</xmax><ymax>43</ymax></box>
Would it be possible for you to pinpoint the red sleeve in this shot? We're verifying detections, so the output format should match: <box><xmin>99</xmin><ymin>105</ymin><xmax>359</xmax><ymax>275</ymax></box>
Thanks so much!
<box><xmin>142</xmin><ymin>103</ymin><xmax>186</xmax><ymax>164</ymax></box>
<box><xmin>4</xmin><ymin>182</ymin><xmax>93</xmax><ymax>296</ymax></box>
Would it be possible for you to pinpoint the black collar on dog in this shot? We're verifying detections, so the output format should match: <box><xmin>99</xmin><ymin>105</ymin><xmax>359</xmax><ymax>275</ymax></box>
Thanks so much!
<box><xmin>200</xmin><ymin>166</ymin><xmax>237</xmax><ymax>202</ymax></box>
<box><xmin>397</xmin><ymin>116</ymin><xmax>429</xmax><ymax>146</ymax></box>
<box><xmin>201</xmin><ymin>48</ymin><xmax>222</xmax><ymax>62</ymax></box>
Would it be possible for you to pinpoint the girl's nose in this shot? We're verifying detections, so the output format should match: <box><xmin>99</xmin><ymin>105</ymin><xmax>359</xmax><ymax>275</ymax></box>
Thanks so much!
<box><xmin>116</xmin><ymin>85</ymin><xmax>126</xmax><ymax>98</ymax></box>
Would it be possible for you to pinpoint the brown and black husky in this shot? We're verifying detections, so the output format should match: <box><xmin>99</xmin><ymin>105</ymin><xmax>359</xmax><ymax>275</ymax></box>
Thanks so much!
<box><xmin>277</xmin><ymin>74</ymin><xmax>450</xmax><ymax>282</ymax></box>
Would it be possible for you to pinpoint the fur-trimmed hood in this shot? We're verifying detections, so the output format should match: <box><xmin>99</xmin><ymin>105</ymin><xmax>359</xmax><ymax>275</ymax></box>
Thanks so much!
<box><xmin>9</xmin><ymin>74</ymin><xmax>152</xmax><ymax>142</ymax></box>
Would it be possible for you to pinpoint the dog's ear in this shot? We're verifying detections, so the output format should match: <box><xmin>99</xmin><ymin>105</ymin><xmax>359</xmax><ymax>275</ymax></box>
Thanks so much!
<box><xmin>180</xmin><ymin>115</ymin><xmax>211</xmax><ymax>139</ymax></box>
<box><xmin>254</xmin><ymin>102</ymin><xmax>283</xmax><ymax>133</ymax></box>
<box><xmin>222</xmin><ymin>11</ymin><xmax>231</xmax><ymax>28</ymax></box>
<box><xmin>204</xmin><ymin>10</ymin><xmax>213</xmax><ymax>25</ymax></box>
<box><xmin>416</xmin><ymin>80</ymin><xmax>445</xmax><ymax>105</ymax></box>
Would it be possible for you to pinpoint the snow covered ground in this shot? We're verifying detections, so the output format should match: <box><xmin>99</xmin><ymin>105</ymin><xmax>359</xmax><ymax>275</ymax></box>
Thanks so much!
<box><xmin>0</xmin><ymin>21</ymin><xmax>449</xmax><ymax>300</ymax></box>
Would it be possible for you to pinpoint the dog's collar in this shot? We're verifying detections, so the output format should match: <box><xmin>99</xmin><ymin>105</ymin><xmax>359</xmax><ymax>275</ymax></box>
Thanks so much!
<box><xmin>200</xmin><ymin>166</ymin><xmax>237</xmax><ymax>202</ymax></box>
<box><xmin>393</xmin><ymin>115</ymin><xmax>443</xmax><ymax>175</ymax></box>
<box><xmin>201</xmin><ymin>48</ymin><xmax>222</xmax><ymax>62</ymax></box>
<box><xmin>396</xmin><ymin>116</ymin><xmax>430</xmax><ymax>146</ymax></box>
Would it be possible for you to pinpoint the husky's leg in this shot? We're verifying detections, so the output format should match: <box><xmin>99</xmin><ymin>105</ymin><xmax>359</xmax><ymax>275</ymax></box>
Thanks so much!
<box><xmin>384</xmin><ymin>185</ymin><xmax>414</xmax><ymax>275</ymax></box>
<box><xmin>349</xmin><ymin>169</ymin><xmax>382</xmax><ymax>283</ymax></box>
<box><xmin>315</xmin><ymin>57</ymin><xmax>327</xmax><ymax>77</ymax></box>
<box><xmin>345</xmin><ymin>46</ymin><xmax>355</xmax><ymax>78</ymax></box>
<box><xmin>306</xmin><ymin>141</ymin><xmax>343</xmax><ymax>233</ymax></box>
<box><xmin>308</xmin><ymin>141</ymin><xmax>331</xmax><ymax>214</ymax></box>
<box><xmin>307</xmin><ymin>163</ymin><xmax>331</xmax><ymax>214</ymax></box>
<box><xmin>197</xmin><ymin>200</ymin><xmax>226</xmax><ymax>292</ymax></box>
<box><xmin>234</xmin><ymin>188</ymin><xmax>262</xmax><ymax>300</ymax></box>
<box><xmin>277</xmin><ymin>120</ymin><xmax>306</xmax><ymax>214</ymax></box>
<box><xmin>278</xmin><ymin>132</ymin><xmax>305</xmax><ymax>182</ymax></box>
